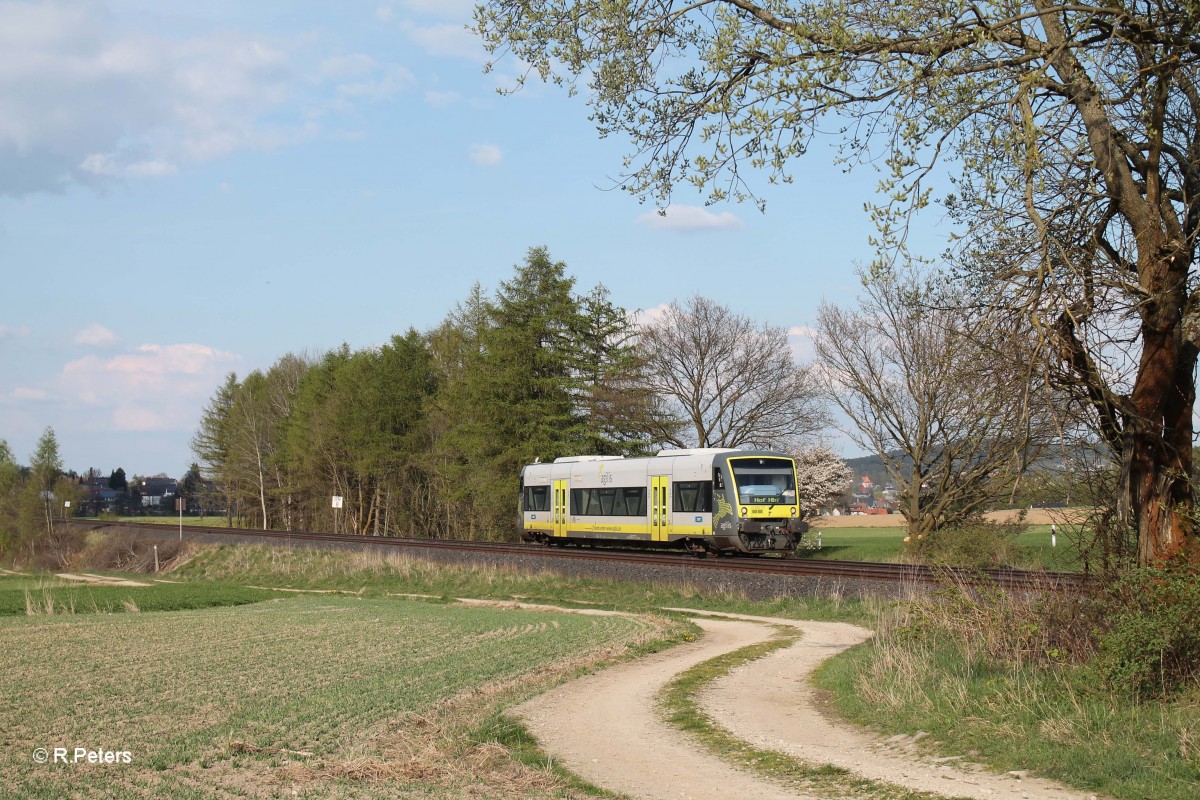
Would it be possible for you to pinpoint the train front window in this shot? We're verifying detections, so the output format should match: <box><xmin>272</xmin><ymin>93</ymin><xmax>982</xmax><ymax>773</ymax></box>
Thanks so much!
<box><xmin>729</xmin><ymin>458</ymin><xmax>796</xmax><ymax>504</ymax></box>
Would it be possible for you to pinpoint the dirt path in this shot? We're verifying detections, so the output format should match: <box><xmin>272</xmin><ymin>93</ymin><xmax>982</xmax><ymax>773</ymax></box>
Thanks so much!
<box><xmin>513</xmin><ymin>615</ymin><xmax>822</xmax><ymax>800</ymax></box>
<box><xmin>513</xmin><ymin>609</ymin><xmax>1103</xmax><ymax>800</ymax></box>
<box><xmin>55</xmin><ymin>572</ymin><xmax>151</xmax><ymax>587</ymax></box>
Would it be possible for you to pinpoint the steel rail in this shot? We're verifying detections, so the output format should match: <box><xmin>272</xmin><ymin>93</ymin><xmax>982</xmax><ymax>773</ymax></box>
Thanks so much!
<box><xmin>63</xmin><ymin>519</ymin><xmax>1090</xmax><ymax>591</ymax></box>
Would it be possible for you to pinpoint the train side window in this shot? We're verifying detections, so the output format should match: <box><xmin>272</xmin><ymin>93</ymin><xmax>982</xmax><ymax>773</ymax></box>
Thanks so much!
<box><xmin>570</xmin><ymin>486</ymin><xmax>649</xmax><ymax>516</ymax></box>
<box><xmin>524</xmin><ymin>485</ymin><xmax>550</xmax><ymax>512</ymax></box>
<box><xmin>621</xmin><ymin>487</ymin><xmax>646</xmax><ymax>516</ymax></box>
<box><xmin>673</xmin><ymin>481</ymin><xmax>713</xmax><ymax>513</ymax></box>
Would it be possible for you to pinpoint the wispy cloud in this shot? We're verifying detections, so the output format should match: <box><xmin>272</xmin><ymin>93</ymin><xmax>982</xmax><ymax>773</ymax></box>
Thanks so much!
<box><xmin>401</xmin><ymin>21</ymin><xmax>486</xmax><ymax>61</ymax></box>
<box><xmin>425</xmin><ymin>89</ymin><xmax>462</xmax><ymax>108</ymax></box>
<box><xmin>74</xmin><ymin>323</ymin><xmax>119</xmax><ymax>347</ymax></box>
<box><xmin>321</xmin><ymin>55</ymin><xmax>415</xmax><ymax>101</ymax></box>
<box><xmin>635</xmin><ymin>205</ymin><xmax>743</xmax><ymax>232</ymax></box>
<box><xmin>9</xmin><ymin>386</ymin><xmax>47</xmax><ymax>401</ymax></box>
<box><xmin>469</xmin><ymin>143</ymin><xmax>503</xmax><ymax>166</ymax></box>
<box><xmin>397</xmin><ymin>0</ymin><xmax>477</xmax><ymax>16</ymax></box>
<box><xmin>0</xmin><ymin>323</ymin><xmax>32</xmax><ymax>340</ymax></box>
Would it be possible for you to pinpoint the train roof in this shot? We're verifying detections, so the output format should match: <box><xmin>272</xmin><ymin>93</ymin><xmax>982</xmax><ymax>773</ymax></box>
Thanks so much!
<box><xmin>551</xmin><ymin>449</ymin><xmax>738</xmax><ymax>463</ymax></box>
<box><xmin>552</xmin><ymin>455</ymin><xmax>625</xmax><ymax>463</ymax></box>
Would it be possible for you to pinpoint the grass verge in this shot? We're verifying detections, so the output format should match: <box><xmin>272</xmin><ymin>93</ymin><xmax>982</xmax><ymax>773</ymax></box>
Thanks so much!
<box><xmin>814</xmin><ymin>607</ymin><xmax>1200</xmax><ymax>800</ymax></box>
<box><xmin>173</xmin><ymin>542</ymin><xmax>873</xmax><ymax>624</ymax></box>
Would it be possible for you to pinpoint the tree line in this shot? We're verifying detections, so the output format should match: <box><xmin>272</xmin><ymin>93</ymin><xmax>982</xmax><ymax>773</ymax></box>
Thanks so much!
<box><xmin>191</xmin><ymin>247</ymin><xmax>826</xmax><ymax>540</ymax></box>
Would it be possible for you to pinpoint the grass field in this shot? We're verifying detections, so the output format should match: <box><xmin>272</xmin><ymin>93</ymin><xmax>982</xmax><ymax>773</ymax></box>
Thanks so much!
<box><xmin>0</xmin><ymin>571</ymin><xmax>281</xmax><ymax>616</ymax></box>
<box><xmin>1</xmin><ymin>591</ymin><xmax>682</xmax><ymax>799</ymax></box>
<box><xmin>800</xmin><ymin>523</ymin><xmax>1084</xmax><ymax>570</ymax></box>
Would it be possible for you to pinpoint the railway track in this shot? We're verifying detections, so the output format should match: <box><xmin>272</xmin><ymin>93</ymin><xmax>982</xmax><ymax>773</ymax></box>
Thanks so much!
<box><xmin>62</xmin><ymin>519</ymin><xmax>1090</xmax><ymax>594</ymax></box>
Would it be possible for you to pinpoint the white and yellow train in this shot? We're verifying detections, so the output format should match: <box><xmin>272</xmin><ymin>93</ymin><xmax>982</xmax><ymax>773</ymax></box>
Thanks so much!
<box><xmin>519</xmin><ymin>448</ymin><xmax>806</xmax><ymax>555</ymax></box>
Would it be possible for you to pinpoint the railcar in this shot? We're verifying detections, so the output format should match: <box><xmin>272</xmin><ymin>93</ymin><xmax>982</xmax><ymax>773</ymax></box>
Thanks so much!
<box><xmin>519</xmin><ymin>448</ymin><xmax>806</xmax><ymax>555</ymax></box>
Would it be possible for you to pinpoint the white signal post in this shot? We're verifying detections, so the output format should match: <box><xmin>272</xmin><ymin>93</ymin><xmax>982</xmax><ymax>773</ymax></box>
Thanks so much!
<box><xmin>332</xmin><ymin>496</ymin><xmax>343</xmax><ymax>534</ymax></box>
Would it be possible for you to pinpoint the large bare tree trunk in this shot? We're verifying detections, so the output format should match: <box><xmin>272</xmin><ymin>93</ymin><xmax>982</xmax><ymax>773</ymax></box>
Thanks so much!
<box><xmin>1118</xmin><ymin>317</ymin><xmax>1197</xmax><ymax>561</ymax></box>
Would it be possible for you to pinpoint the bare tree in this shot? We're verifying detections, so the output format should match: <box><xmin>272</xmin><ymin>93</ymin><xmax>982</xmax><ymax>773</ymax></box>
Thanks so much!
<box><xmin>815</xmin><ymin>272</ymin><xmax>1049</xmax><ymax>536</ymax></box>
<box><xmin>638</xmin><ymin>295</ymin><xmax>826</xmax><ymax>451</ymax></box>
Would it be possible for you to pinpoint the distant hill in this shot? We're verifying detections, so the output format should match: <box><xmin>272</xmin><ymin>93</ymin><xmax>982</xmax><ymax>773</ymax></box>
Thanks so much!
<box><xmin>840</xmin><ymin>443</ymin><xmax>1110</xmax><ymax>507</ymax></box>
<box><xmin>843</xmin><ymin>453</ymin><xmax>900</xmax><ymax>488</ymax></box>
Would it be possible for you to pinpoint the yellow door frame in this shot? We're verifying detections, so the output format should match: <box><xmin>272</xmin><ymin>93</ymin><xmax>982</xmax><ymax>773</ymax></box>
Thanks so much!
<box><xmin>650</xmin><ymin>475</ymin><xmax>669</xmax><ymax>542</ymax></box>
<box><xmin>552</xmin><ymin>479</ymin><xmax>569</xmax><ymax>538</ymax></box>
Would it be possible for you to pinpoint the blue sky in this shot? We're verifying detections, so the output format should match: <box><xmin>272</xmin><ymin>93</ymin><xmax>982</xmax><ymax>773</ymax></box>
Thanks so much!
<box><xmin>0</xmin><ymin>1</ymin><xmax>948</xmax><ymax>476</ymax></box>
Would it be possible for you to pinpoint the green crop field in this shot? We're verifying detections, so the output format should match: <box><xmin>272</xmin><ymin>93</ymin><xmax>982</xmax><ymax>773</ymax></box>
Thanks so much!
<box><xmin>1</xmin><ymin>593</ymin><xmax>680</xmax><ymax>799</ymax></box>
<box><xmin>0</xmin><ymin>572</ymin><xmax>281</xmax><ymax>616</ymax></box>
<box><xmin>799</xmin><ymin>524</ymin><xmax>1084</xmax><ymax>570</ymax></box>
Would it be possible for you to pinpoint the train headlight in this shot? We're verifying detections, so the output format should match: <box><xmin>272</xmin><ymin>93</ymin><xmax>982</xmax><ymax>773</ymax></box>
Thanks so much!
<box><xmin>790</xmin><ymin>507</ymin><xmax>797</xmax><ymax>517</ymax></box>
<box><xmin>740</xmin><ymin>507</ymin><xmax>748</xmax><ymax>517</ymax></box>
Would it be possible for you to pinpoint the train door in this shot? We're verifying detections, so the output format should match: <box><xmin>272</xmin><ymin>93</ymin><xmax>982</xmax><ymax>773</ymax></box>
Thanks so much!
<box><xmin>552</xmin><ymin>479</ymin><xmax>569</xmax><ymax>538</ymax></box>
<box><xmin>650</xmin><ymin>475</ymin><xmax>670</xmax><ymax>542</ymax></box>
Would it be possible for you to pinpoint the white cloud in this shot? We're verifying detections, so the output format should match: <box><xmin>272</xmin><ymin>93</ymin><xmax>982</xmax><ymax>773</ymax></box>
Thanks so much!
<box><xmin>787</xmin><ymin>325</ymin><xmax>818</xmax><ymax>363</ymax></box>
<box><xmin>627</xmin><ymin>303</ymin><xmax>672</xmax><ymax>328</ymax></box>
<box><xmin>59</xmin><ymin>343</ymin><xmax>240</xmax><ymax>431</ymax></box>
<box><xmin>469</xmin><ymin>143</ymin><xmax>503</xmax><ymax>166</ymax></box>
<box><xmin>635</xmin><ymin>205</ymin><xmax>744</xmax><ymax>232</ymax></box>
<box><xmin>0</xmin><ymin>3</ymin><xmax>412</xmax><ymax>195</ymax></box>
<box><xmin>74</xmin><ymin>323</ymin><xmax>119</xmax><ymax>347</ymax></box>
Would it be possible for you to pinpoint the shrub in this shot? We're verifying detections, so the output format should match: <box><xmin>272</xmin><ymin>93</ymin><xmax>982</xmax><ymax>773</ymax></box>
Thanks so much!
<box><xmin>889</xmin><ymin>573</ymin><xmax>1102</xmax><ymax>670</ymax></box>
<box><xmin>903</xmin><ymin>515</ymin><xmax>1025</xmax><ymax>569</ymax></box>
<box><xmin>1093</xmin><ymin>558</ymin><xmax>1200</xmax><ymax>700</ymax></box>
<box><xmin>67</xmin><ymin>533</ymin><xmax>193</xmax><ymax>573</ymax></box>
